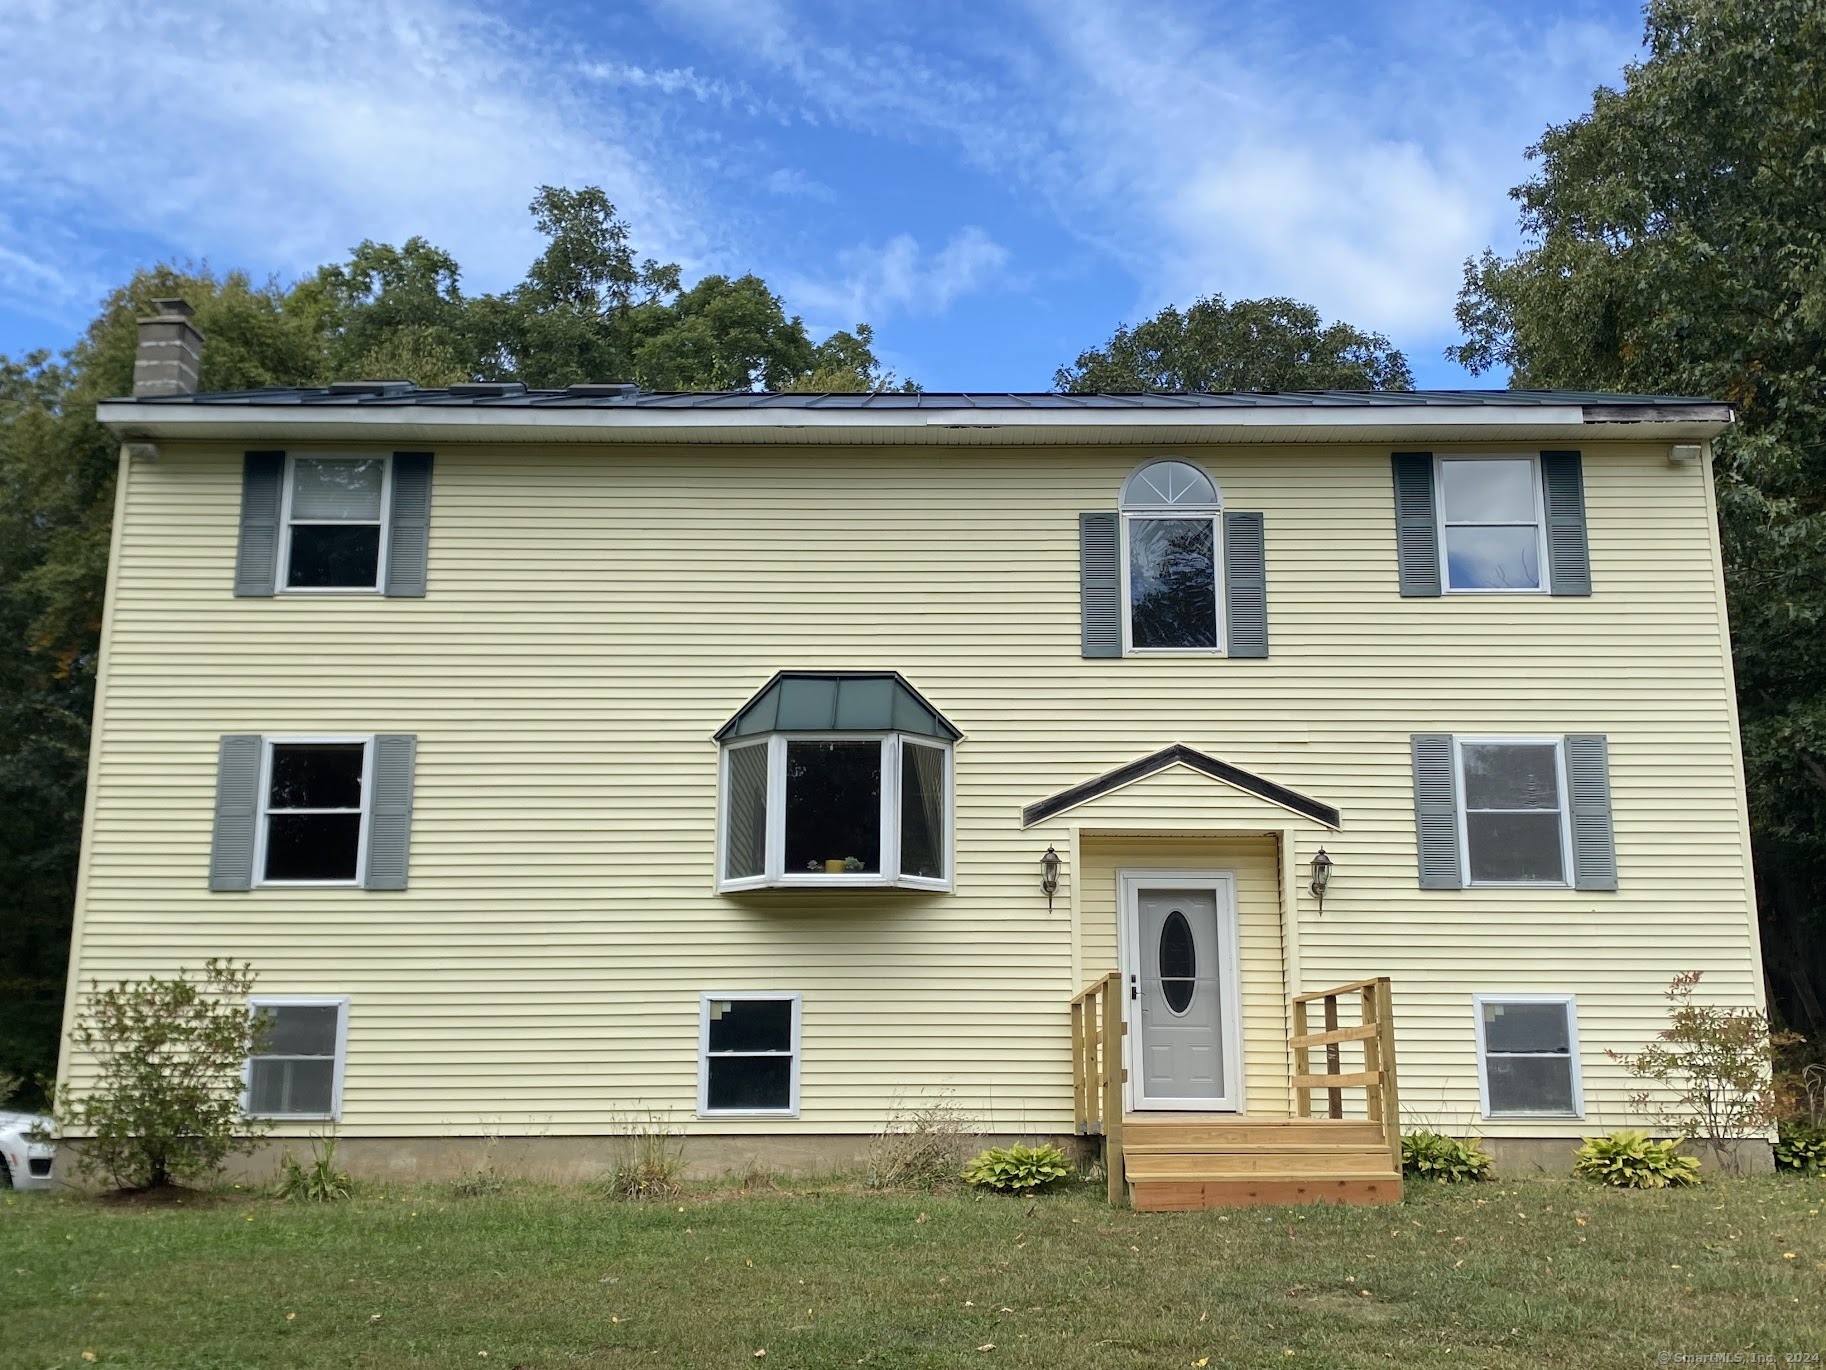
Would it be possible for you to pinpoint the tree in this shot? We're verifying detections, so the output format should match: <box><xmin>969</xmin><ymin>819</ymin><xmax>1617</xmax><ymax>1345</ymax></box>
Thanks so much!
<box><xmin>1452</xmin><ymin>0</ymin><xmax>1826</xmax><ymax>1038</ymax></box>
<box><xmin>54</xmin><ymin>960</ymin><xmax>269</xmax><ymax>1190</ymax></box>
<box><xmin>1055</xmin><ymin>294</ymin><xmax>1413</xmax><ymax>393</ymax></box>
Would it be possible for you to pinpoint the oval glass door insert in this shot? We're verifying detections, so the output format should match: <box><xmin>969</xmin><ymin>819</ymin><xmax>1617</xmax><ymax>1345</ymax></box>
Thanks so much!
<box><xmin>1159</xmin><ymin>909</ymin><xmax>1196</xmax><ymax>1014</ymax></box>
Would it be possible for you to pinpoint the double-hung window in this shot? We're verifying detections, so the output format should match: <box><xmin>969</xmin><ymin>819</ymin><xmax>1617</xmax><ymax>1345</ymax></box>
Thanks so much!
<box><xmin>282</xmin><ymin>455</ymin><xmax>390</xmax><ymax>591</ymax></box>
<box><xmin>1120</xmin><ymin>459</ymin><xmax>1224</xmax><ymax>652</ymax></box>
<box><xmin>246</xmin><ymin>997</ymin><xmax>348</xmax><ymax>1119</ymax></box>
<box><xmin>1475</xmin><ymin>995</ymin><xmax>1582</xmax><ymax>1117</ymax></box>
<box><xmin>1436</xmin><ymin>456</ymin><xmax>1548</xmax><ymax>593</ymax></box>
<box><xmin>699</xmin><ymin>993</ymin><xmax>800</xmax><ymax>1116</ymax></box>
<box><xmin>257</xmin><ymin>738</ymin><xmax>371</xmax><ymax>885</ymax></box>
<box><xmin>716</xmin><ymin>673</ymin><xmax>958</xmax><ymax>892</ymax></box>
<box><xmin>1456</xmin><ymin>737</ymin><xmax>1570</xmax><ymax>886</ymax></box>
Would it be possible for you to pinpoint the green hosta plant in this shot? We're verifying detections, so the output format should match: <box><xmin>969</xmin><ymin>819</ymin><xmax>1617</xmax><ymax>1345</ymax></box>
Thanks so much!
<box><xmin>1401</xmin><ymin>1130</ymin><xmax>1493</xmax><ymax>1183</ymax></box>
<box><xmin>1774</xmin><ymin>1121</ymin><xmax>1826</xmax><ymax>1175</ymax></box>
<box><xmin>1575</xmin><ymin>1130</ymin><xmax>1701</xmax><ymax>1188</ymax></box>
<box><xmin>962</xmin><ymin>1143</ymin><xmax>1073</xmax><ymax>1194</ymax></box>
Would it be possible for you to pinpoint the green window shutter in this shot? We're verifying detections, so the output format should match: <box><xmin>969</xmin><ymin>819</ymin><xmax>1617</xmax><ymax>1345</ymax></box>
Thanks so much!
<box><xmin>1391</xmin><ymin>452</ymin><xmax>1440</xmax><ymax>597</ymax></box>
<box><xmin>1565</xmin><ymin>734</ymin><xmax>1618</xmax><ymax>890</ymax></box>
<box><xmin>234</xmin><ymin>452</ymin><xmax>285</xmax><ymax>597</ymax></box>
<box><xmin>1080</xmin><ymin>512</ymin><xmax>1120</xmax><ymax>658</ymax></box>
<box><xmin>363</xmin><ymin>734</ymin><xmax>417</xmax><ymax>890</ymax></box>
<box><xmin>1541</xmin><ymin>451</ymin><xmax>1592</xmax><ymax>596</ymax></box>
<box><xmin>1410</xmin><ymin>733</ymin><xmax>1463</xmax><ymax>889</ymax></box>
<box><xmin>384</xmin><ymin>452</ymin><xmax>434</xmax><ymax>597</ymax></box>
<box><xmin>209</xmin><ymin>734</ymin><xmax>263</xmax><ymax>891</ymax></box>
<box><xmin>1223</xmin><ymin>510</ymin><xmax>1268</xmax><ymax>658</ymax></box>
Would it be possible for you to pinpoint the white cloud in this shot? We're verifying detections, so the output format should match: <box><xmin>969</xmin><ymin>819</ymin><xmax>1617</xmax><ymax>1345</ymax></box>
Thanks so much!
<box><xmin>786</xmin><ymin>226</ymin><xmax>1011</xmax><ymax>325</ymax></box>
<box><xmin>0</xmin><ymin>0</ymin><xmax>703</xmax><ymax>324</ymax></box>
<box><xmin>763</xmin><ymin>168</ymin><xmax>837</xmax><ymax>202</ymax></box>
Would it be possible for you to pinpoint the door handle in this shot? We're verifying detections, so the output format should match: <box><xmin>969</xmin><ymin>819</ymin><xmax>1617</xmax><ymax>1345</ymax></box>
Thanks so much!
<box><xmin>1129</xmin><ymin>973</ymin><xmax>1138</xmax><ymax>1001</ymax></box>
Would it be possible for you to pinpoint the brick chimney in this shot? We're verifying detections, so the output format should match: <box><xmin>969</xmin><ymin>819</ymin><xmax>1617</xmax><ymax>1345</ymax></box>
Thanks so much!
<box><xmin>133</xmin><ymin>298</ymin><xmax>205</xmax><ymax>396</ymax></box>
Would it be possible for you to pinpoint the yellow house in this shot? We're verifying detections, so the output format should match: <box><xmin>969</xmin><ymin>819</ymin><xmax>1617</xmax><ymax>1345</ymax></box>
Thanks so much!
<box><xmin>60</xmin><ymin>302</ymin><xmax>1759</xmax><ymax>1208</ymax></box>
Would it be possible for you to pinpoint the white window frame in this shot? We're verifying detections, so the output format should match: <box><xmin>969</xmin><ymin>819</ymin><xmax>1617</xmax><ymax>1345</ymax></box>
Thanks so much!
<box><xmin>1434</xmin><ymin>454</ymin><xmax>1550</xmax><ymax>596</ymax></box>
<box><xmin>278</xmin><ymin>452</ymin><xmax>392</xmax><ymax>596</ymax></box>
<box><xmin>697</xmin><ymin>991</ymin><xmax>801</xmax><ymax>1118</ymax></box>
<box><xmin>715</xmin><ymin>732</ymin><xmax>954</xmax><ymax>893</ymax></box>
<box><xmin>1453</xmin><ymin>735</ymin><xmax>1573</xmax><ymax>889</ymax></box>
<box><xmin>252</xmin><ymin>735</ymin><xmax>374</xmax><ymax>889</ymax></box>
<box><xmin>243</xmin><ymin>995</ymin><xmax>350</xmax><ymax>1122</ymax></box>
<box><xmin>1473</xmin><ymin>992</ymin><xmax>1584</xmax><ymax>1119</ymax></box>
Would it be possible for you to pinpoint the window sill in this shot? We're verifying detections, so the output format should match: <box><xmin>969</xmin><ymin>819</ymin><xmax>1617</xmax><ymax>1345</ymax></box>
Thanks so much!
<box><xmin>698</xmin><ymin>1108</ymin><xmax>798</xmax><ymax>1120</ymax></box>
<box><xmin>1465</xmin><ymin>881</ymin><xmax>1572</xmax><ymax>890</ymax></box>
<box><xmin>720</xmin><ymin>875</ymin><xmax>952</xmax><ymax>894</ymax></box>
<box><xmin>254</xmin><ymin>880</ymin><xmax>363</xmax><ymax>889</ymax></box>
<box><xmin>1441</xmin><ymin>587</ymin><xmax>1551</xmax><ymax>597</ymax></box>
<box><xmin>248</xmin><ymin>1112</ymin><xmax>340</xmax><ymax>1122</ymax></box>
<box><xmin>1123</xmin><ymin>648</ymin><xmax>1228</xmax><ymax>657</ymax></box>
<box><xmin>1481</xmin><ymin>1110</ymin><xmax>1583</xmax><ymax>1121</ymax></box>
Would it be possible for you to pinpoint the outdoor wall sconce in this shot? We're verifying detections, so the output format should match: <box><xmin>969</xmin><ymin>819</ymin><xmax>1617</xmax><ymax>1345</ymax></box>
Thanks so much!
<box><xmin>1309</xmin><ymin>847</ymin><xmax>1334</xmax><ymax>912</ymax></box>
<box><xmin>1041</xmin><ymin>845</ymin><xmax>1061</xmax><ymax>911</ymax></box>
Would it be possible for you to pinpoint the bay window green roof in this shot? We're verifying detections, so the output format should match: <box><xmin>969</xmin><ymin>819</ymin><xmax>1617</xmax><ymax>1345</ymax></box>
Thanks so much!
<box><xmin>716</xmin><ymin>672</ymin><xmax>961</xmax><ymax>742</ymax></box>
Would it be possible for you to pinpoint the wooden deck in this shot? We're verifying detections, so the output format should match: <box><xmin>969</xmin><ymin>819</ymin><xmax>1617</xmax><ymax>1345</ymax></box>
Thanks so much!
<box><xmin>1073</xmin><ymin>975</ymin><xmax>1404</xmax><ymax>1211</ymax></box>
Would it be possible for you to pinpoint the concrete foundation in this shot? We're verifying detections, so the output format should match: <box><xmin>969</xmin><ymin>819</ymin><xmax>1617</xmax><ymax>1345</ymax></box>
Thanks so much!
<box><xmin>220</xmin><ymin>1131</ymin><xmax>1088</xmax><ymax>1187</ymax></box>
<box><xmin>1480</xmin><ymin>1135</ymin><xmax>1774</xmax><ymax>1176</ymax></box>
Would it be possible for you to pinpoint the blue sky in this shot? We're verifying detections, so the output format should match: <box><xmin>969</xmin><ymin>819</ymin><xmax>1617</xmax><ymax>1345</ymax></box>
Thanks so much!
<box><xmin>0</xmin><ymin>0</ymin><xmax>1644</xmax><ymax>390</ymax></box>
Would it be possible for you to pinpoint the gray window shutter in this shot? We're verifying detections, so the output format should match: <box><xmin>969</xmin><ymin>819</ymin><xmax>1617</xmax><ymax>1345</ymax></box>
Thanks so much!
<box><xmin>1565</xmin><ymin>734</ymin><xmax>1618</xmax><ymax>890</ymax></box>
<box><xmin>384</xmin><ymin>452</ymin><xmax>434</xmax><ymax>597</ymax></box>
<box><xmin>1080</xmin><ymin>512</ymin><xmax>1120</xmax><ymax>658</ymax></box>
<box><xmin>1391</xmin><ymin>452</ymin><xmax>1440</xmax><ymax>597</ymax></box>
<box><xmin>234</xmin><ymin>452</ymin><xmax>285</xmax><ymax>597</ymax></box>
<box><xmin>363</xmin><ymin>734</ymin><xmax>417</xmax><ymax>890</ymax></box>
<box><xmin>1541</xmin><ymin>451</ymin><xmax>1592</xmax><ymax>596</ymax></box>
<box><xmin>1224</xmin><ymin>510</ymin><xmax>1268</xmax><ymax>658</ymax></box>
<box><xmin>1410</xmin><ymin>733</ymin><xmax>1463</xmax><ymax>889</ymax></box>
<box><xmin>209</xmin><ymin>734</ymin><xmax>263</xmax><ymax>891</ymax></box>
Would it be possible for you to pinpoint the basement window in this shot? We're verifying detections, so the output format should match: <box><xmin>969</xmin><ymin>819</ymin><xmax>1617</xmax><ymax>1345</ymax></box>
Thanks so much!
<box><xmin>716</xmin><ymin>673</ymin><xmax>959</xmax><ymax>892</ymax></box>
<box><xmin>1475</xmin><ymin>995</ymin><xmax>1582</xmax><ymax>1118</ymax></box>
<box><xmin>699</xmin><ymin>993</ymin><xmax>800</xmax><ymax>1116</ymax></box>
<box><xmin>246</xmin><ymin>998</ymin><xmax>348</xmax><ymax>1119</ymax></box>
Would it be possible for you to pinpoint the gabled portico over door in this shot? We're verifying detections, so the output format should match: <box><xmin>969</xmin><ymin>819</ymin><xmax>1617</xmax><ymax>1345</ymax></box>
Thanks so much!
<box><xmin>1119</xmin><ymin>871</ymin><xmax>1244</xmax><ymax>1112</ymax></box>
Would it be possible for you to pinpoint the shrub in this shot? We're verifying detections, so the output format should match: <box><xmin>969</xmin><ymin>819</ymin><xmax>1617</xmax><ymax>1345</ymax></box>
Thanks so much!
<box><xmin>275</xmin><ymin>1135</ymin><xmax>353</xmax><ymax>1202</ymax></box>
<box><xmin>1401</xmin><ymin>1131</ymin><xmax>1493</xmax><ymax>1183</ymax></box>
<box><xmin>1574</xmin><ymin>1130</ymin><xmax>1701</xmax><ymax>1188</ymax></box>
<box><xmin>602</xmin><ymin>1115</ymin><xmax>686</xmax><ymax>1201</ymax></box>
<box><xmin>866</xmin><ymin>1094</ymin><xmax>979</xmax><ymax>1190</ymax></box>
<box><xmin>1774</xmin><ymin>1120</ymin><xmax>1826</xmax><ymax>1174</ymax></box>
<box><xmin>52</xmin><ymin>959</ymin><xmax>268</xmax><ymax>1191</ymax></box>
<box><xmin>962</xmin><ymin>1143</ymin><xmax>1073</xmax><ymax>1194</ymax></box>
<box><xmin>0</xmin><ymin>1071</ymin><xmax>19</xmax><ymax>1107</ymax></box>
<box><xmin>1611</xmin><ymin>970</ymin><xmax>1796</xmax><ymax>1176</ymax></box>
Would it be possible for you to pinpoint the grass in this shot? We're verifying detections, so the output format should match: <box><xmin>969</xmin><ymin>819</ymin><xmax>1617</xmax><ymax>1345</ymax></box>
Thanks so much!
<box><xmin>2</xmin><ymin>1175</ymin><xmax>1822</xmax><ymax>1368</ymax></box>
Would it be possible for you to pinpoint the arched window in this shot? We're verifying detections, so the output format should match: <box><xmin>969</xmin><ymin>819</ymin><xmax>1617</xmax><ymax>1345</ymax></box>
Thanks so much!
<box><xmin>1120</xmin><ymin>459</ymin><xmax>1223</xmax><ymax>651</ymax></box>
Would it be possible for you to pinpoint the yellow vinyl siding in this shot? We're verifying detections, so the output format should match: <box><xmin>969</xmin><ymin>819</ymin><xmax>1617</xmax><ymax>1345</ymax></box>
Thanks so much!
<box><xmin>61</xmin><ymin>439</ymin><xmax>1760</xmax><ymax>1139</ymax></box>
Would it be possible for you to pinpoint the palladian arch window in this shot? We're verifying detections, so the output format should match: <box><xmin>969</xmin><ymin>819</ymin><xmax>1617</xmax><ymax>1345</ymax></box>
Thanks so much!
<box><xmin>716</xmin><ymin>672</ymin><xmax>958</xmax><ymax>893</ymax></box>
<box><xmin>1120</xmin><ymin>459</ymin><xmax>1224</xmax><ymax>651</ymax></box>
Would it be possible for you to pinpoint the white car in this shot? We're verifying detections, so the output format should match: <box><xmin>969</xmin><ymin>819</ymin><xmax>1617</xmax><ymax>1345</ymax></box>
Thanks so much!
<box><xmin>0</xmin><ymin>1110</ymin><xmax>56</xmax><ymax>1191</ymax></box>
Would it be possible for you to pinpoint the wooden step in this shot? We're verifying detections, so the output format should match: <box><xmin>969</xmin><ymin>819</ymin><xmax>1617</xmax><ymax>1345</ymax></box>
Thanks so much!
<box><xmin>1131</xmin><ymin>1176</ymin><xmax>1401</xmax><ymax>1212</ymax></box>
<box><xmin>1122</xmin><ymin>1119</ymin><xmax>1386</xmax><ymax>1149</ymax></box>
<box><xmin>1124</xmin><ymin>1150</ymin><xmax>1398</xmax><ymax>1181</ymax></box>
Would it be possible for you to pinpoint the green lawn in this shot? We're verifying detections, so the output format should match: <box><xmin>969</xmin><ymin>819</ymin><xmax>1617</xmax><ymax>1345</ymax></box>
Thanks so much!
<box><xmin>3</xmin><ymin>1176</ymin><xmax>1822</xmax><ymax>1368</ymax></box>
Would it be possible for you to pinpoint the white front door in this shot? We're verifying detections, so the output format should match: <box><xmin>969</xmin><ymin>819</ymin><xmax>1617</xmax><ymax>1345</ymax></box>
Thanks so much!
<box><xmin>1121</xmin><ymin>872</ymin><xmax>1243</xmax><ymax>1111</ymax></box>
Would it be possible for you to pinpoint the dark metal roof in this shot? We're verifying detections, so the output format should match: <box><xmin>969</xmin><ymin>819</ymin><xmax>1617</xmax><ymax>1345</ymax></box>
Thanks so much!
<box><xmin>715</xmin><ymin>672</ymin><xmax>961</xmax><ymax>743</ymax></box>
<box><xmin>107</xmin><ymin>385</ymin><xmax>1724</xmax><ymax>411</ymax></box>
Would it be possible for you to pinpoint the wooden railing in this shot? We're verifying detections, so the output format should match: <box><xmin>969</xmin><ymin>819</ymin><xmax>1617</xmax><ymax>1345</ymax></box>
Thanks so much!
<box><xmin>1070</xmin><ymin>971</ymin><xmax>1126</xmax><ymax>1205</ymax></box>
<box><xmin>1289</xmin><ymin>977</ymin><xmax>1401</xmax><ymax>1173</ymax></box>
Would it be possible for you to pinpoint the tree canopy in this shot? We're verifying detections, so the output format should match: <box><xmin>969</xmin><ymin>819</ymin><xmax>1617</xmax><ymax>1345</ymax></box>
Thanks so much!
<box><xmin>1055</xmin><ymin>294</ymin><xmax>1413</xmax><ymax>393</ymax></box>
<box><xmin>1453</xmin><ymin>0</ymin><xmax>1826</xmax><ymax>1034</ymax></box>
<box><xmin>0</xmin><ymin>188</ymin><xmax>910</xmax><ymax>1100</ymax></box>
